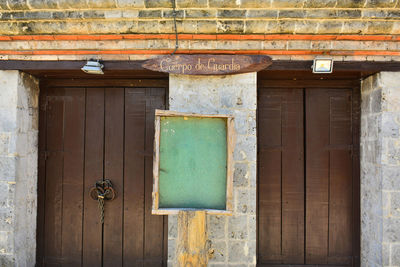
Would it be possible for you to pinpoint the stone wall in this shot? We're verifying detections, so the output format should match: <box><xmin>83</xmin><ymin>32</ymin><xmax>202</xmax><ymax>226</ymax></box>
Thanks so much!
<box><xmin>0</xmin><ymin>0</ymin><xmax>400</xmax><ymax>35</ymax></box>
<box><xmin>0</xmin><ymin>70</ymin><xmax>39</xmax><ymax>266</ymax></box>
<box><xmin>168</xmin><ymin>73</ymin><xmax>257</xmax><ymax>266</ymax></box>
<box><xmin>361</xmin><ymin>72</ymin><xmax>400</xmax><ymax>267</ymax></box>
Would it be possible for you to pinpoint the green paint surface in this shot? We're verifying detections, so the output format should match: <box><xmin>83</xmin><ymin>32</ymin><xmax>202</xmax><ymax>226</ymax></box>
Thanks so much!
<box><xmin>159</xmin><ymin>116</ymin><xmax>227</xmax><ymax>210</ymax></box>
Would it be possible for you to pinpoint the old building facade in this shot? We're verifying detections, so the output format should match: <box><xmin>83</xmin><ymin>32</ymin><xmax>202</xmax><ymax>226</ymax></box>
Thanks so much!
<box><xmin>0</xmin><ymin>0</ymin><xmax>400</xmax><ymax>266</ymax></box>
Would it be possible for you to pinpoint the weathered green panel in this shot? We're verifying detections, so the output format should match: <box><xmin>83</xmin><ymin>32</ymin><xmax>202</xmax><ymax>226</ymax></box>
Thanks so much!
<box><xmin>159</xmin><ymin>116</ymin><xmax>227</xmax><ymax>210</ymax></box>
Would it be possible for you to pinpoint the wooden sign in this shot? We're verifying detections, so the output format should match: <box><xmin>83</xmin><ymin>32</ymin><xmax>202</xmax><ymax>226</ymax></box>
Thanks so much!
<box><xmin>142</xmin><ymin>55</ymin><xmax>272</xmax><ymax>75</ymax></box>
<box><xmin>152</xmin><ymin>110</ymin><xmax>235</xmax><ymax>215</ymax></box>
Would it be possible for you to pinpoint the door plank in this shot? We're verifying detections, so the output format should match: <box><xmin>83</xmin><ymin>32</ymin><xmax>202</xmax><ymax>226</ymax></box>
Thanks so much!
<box><xmin>327</xmin><ymin>91</ymin><xmax>353</xmax><ymax>265</ymax></box>
<box><xmin>123</xmin><ymin>88</ymin><xmax>146</xmax><ymax>265</ymax></box>
<box><xmin>82</xmin><ymin>88</ymin><xmax>104</xmax><ymax>266</ymax></box>
<box><xmin>103</xmin><ymin>88</ymin><xmax>125</xmax><ymax>267</ymax></box>
<box><xmin>306</xmin><ymin>89</ymin><xmax>330</xmax><ymax>264</ymax></box>
<box><xmin>305</xmin><ymin>89</ymin><xmax>354</xmax><ymax>265</ymax></box>
<box><xmin>61</xmin><ymin>88</ymin><xmax>86</xmax><ymax>266</ymax></box>
<box><xmin>258</xmin><ymin>89</ymin><xmax>304</xmax><ymax>264</ymax></box>
<box><xmin>144</xmin><ymin>88</ymin><xmax>167</xmax><ymax>266</ymax></box>
<box><xmin>43</xmin><ymin>92</ymin><xmax>65</xmax><ymax>266</ymax></box>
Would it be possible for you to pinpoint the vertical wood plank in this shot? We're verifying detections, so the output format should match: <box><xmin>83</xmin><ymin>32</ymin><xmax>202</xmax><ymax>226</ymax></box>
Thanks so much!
<box><xmin>44</xmin><ymin>91</ymin><xmax>65</xmax><ymax>266</ymax></box>
<box><xmin>123</xmin><ymin>88</ymin><xmax>146</xmax><ymax>265</ymax></box>
<box><xmin>258</xmin><ymin>91</ymin><xmax>283</xmax><ymax>263</ymax></box>
<box><xmin>177</xmin><ymin>211</ymin><xmax>208</xmax><ymax>267</ymax></box>
<box><xmin>328</xmin><ymin>90</ymin><xmax>353</xmax><ymax>265</ymax></box>
<box><xmin>305</xmin><ymin>89</ymin><xmax>330</xmax><ymax>264</ymax></box>
<box><xmin>258</xmin><ymin>89</ymin><xmax>304</xmax><ymax>264</ymax></box>
<box><xmin>61</xmin><ymin>88</ymin><xmax>85</xmax><ymax>266</ymax></box>
<box><xmin>82</xmin><ymin>88</ymin><xmax>104</xmax><ymax>266</ymax></box>
<box><xmin>144</xmin><ymin>88</ymin><xmax>167</xmax><ymax>266</ymax></box>
<box><xmin>281</xmin><ymin>89</ymin><xmax>304</xmax><ymax>264</ymax></box>
<box><xmin>103</xmin><ymin>88</ymin><xmax>125</xmax><ymax>267</ymax></box>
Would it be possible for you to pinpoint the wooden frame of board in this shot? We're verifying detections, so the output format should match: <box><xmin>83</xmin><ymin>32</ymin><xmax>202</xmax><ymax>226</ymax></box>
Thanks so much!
<box><xmin>152</xmin><ymin>109</ymin><xmax>235</xmax><ymax>215</ymax></box>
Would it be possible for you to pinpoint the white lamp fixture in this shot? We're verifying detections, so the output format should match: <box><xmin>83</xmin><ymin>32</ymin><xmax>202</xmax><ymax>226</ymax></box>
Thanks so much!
<box><xmin>312</xmin><ymin>57</ymin><xmax>333</xmax><ymax>73</ymax></box>
<box><xmin>81</xmin><ymin>60</ymin><xmax>104</xmax><ymax>75</ymax></box>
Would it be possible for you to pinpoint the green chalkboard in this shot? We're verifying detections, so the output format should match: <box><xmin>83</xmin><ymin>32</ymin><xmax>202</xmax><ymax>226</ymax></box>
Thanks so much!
<box><xmin>158</xmin><ymin>116</ymin><xmax>227</xmax><ymax>210</ymax></box>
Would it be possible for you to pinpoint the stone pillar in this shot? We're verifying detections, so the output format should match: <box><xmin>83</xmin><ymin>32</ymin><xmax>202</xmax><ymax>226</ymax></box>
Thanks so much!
<box><xmin>168</xmin><ymin>73</ymin><xmax>257</xmax><ymax>266</ymax></box>
<box><xmin>361</xmin><ymin>72</ymin><xmax>400</xmax><ymax>267</ymax></box>
<box><xmin>0</xmin><ymin>71</ymin><xmax>39</xmax><ymax>266</ymax></box>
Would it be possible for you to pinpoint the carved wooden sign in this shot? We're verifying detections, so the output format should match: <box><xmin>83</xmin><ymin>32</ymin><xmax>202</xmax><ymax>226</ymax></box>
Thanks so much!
<box><xmin>142</xmin><ymin>55</ymin><xmax>272</xmax><ymax>75</ymax></box>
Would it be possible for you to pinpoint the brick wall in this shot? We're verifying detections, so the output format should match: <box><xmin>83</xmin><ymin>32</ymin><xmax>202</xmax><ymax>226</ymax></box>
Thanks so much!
<box><xmin>0</xmin><ymin>71</ymin><xmax>39</xmax><ymax>267</ymax></box>
<box><xmin>169</xmin><ymin>73</ymin><xmax>257</xmax><ymax>266</ymax></box>
<box><xmin>0</xmin><ymin>0</ymin><xmax>400</xmax><ymax>35</ymax></box>
<box><xmin>361</xmin><ymin>72</ymin><xmax>400</xmax><ymax>267</ymax></box>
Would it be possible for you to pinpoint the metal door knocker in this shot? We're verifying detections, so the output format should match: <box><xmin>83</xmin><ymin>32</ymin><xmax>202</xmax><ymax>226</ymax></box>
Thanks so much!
<box><xmin>89</xmin><ymin>179</ymin><xmax>116</xmax><ymax>224</ymax></box>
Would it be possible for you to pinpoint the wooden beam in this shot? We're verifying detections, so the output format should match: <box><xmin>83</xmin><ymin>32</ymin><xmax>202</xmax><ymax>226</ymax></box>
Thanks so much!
<box><xmin>177</xmin><ymin>211</ymin><xmax>210</xmax><ymax>267</ymax></box>
<box><xmin>0</xmin><ymin>60</ymin><xmax>399</xmax><ymax>72</ymax></box>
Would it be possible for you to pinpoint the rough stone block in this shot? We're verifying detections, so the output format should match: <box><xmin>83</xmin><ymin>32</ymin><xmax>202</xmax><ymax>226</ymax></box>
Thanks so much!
<box><xmin>245</xmin><ymin>21</ymin><xmax>266</xmax><ymax>34</ymax></box>
<box><xmin>144</xmin><ymin>0</ymin><xmax>172</xmax><ymax>7</ymax></box>
<box><xmin>279</xmin><ymin>10</ymin><xmax>304</xmax><ymax>18</ymax></box>
<box><xmin>7</xmin><ymin>0</ymin><xmax>29</xmax><ymax>10</ymax></box>
<box><xmin>317</xmin><ymin>21</ymin><xmax>344</xmax><ymax>34</ymax></box>
<box><xmin>233</xmin><ymin>163</ymin><xmax>249</xmax><ymax>187</ymax></box>
<box><xmin>382</xmin><ymin>166</ymin><xmax>400</xmax><ymax>190</ymax></box>
<box><xmin>271</xmin><ymin>0</ymin><xmax>304</xmax><ymax>8</ymax></box>
<box><xmin>241</xmin><ymin>0</ymin><xmax>271</xmax><ymax>7</ymax></box>
<box><xmin>304</xmin><ymin>0</ymin><xmax>336</xmax><ymax>7</ymax></box>
<box><xmin>305</xmin><ymin>9</ymin><xmax>336</xmax><ymax>18</ymax></box>
<box><xmin>185</xmin><ymin>10</ymin><xmax>216</xmax><ymax>18</ymax></box>
<box><xmin>0</xmin><ymin>254</ymin><xmax>14</xmax><ymax>266</ymax></box>
<box><xmin>197</xmin><ymin>20</ymin><xmax>217</xmax><ymax>34</ymax></box>
<box><xmin>294</xmin><ymin>20</ymin><xmax>318</xmax><ymax>34</ymax></box>
<box><xmin>176</xmin><ymin>0</ymin><xmax>207</xmax><ymax>8</ymax></box>
<box><xmin>338</xmin><ymin>9</ymin><xmax>362</xmax><ymax>18</ymax></box>
<box><xmin>383</xmin><ymin>217</ymin><xmax>400</xmax><ymax>242</ymax></box>
<box><xmin>235</xmin><ymin>188</ymin><xmax>256</xmax><ymax>215</ymax></box>
<box><xmin>365</xmin><ymin>0</ymin><xmax>396</xmax><ymax>8</ymax></box>
<box><xmin>265</xmin><ymin>20</ymin><xmax>296</xmax><ymax>34</ymax></box>
<box><xmin>87</xmin><ymin>0</ymin><xmax>116</xmax><ymax>8</ymax></box>
<box><xmin>0</xmin><ymin>157</ymin><xmax>16</xmax><ymax>180</ymax></box>
<box><xmin>138</xmin><ymin>20</ymin><xmax>160</xmax><ymax>34</ymax></box>
<box><xmin>392</xmin><ymin>244</ymin><xmax>400</xmax><ymax>265</ymax></box>
<box><xmin>139</xmin><ymin>10</ymin><xmax>162</xmax><ymax>18</ymax></box>
<box><xmin>58</xmin><ymin>0</ymin><xmax>88</xmax><ymax>8</ymax></box>
<box><xmin>168</xmin><ymin>215</ymin><xmax>177</xmax><ymax>238</ymax></box>
<box><xmin>336</xmin><ymin>0</ymin><xmax>366</xmax><ymax>8</ymax></box>
<box><xmin>218</xmin><ymin>10</ymin><xmax>246</xmax><ymax>18</ymax></box>
<box><xmin>228</xmin><ymin>241</ymin><xmax>249</xmax><ymax>262</ymax></box>
<box><xmin>116</xmin><ymin>0</ymin><xmax>145</xmax><ymax>7</ymax></box>
<box><xmin>246</xmin><ymin>10</ymin><xmax>276</xmax><ymax>18</ymax></box>
<box><xmin>234</xmin><ymin>135</ymin><xmax>257</xmax><ymax>162</ymax></box>
<box><xmin>217</xmin><ymin>20</ymin><xmax>244</xmax><ymax>33</ymax></box>
<box><xmin>228</xmin><ymin>215</ymin><xmax>248</xmax><ymax>239</ymax></box>
<box><xmin>208</xmin><ymin>240</ymin><xmax>226</xmax><ymax>263</ymax></box>
<box><xmin>367</xmin><ymin>21</ymin><xmax>394</xmax><ymax>34</ymax></box>
<box><xmin>163</xmin><ymin>10</ymin><xmax>184</xmax><ymax>18</ymax></box>
<box><xmin>208</xmin><ymin>215</ymin><xmax>227</xmax><ymax>239</ymax></box>
<box><xmin>209</xmin><ymin>0</ymin><xmax>239</xmax><ymax>8</ymax></box>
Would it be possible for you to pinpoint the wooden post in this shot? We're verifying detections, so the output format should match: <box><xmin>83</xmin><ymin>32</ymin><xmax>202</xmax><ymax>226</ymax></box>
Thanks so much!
<box><xmin>177</xmin><ymin>211</ymin><xmax>209</xmax><ymax>267</ymax></box>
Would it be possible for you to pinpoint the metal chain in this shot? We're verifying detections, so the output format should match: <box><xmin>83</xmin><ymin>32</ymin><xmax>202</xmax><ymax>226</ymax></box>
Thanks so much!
<box><xmin>97</xmin><ymin>195</ymin><xmax>105</xmax><ymax>224</ymax></box>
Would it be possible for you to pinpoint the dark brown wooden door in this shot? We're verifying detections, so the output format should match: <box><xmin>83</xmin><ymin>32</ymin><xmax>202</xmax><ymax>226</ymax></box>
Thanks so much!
<box><xmin>258</xmin><ymin>87</ymin><xmax>360</xmax><ymax>266</ymax></box>
<box><xmin>37</xmin><ymin>81</ymin><xmax>168</xmax><ymax>266</ymax></box>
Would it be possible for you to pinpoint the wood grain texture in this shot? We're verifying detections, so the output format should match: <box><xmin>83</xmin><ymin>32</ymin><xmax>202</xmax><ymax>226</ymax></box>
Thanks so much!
<box><xmin>143</xmin><ymin>55</ymin><xmax>272</xmax><ymax>75</ymax></box>
<box><xmin>258</xmin><ymin>88</ymin><xmax>304</xmax><ymax>264</ymax></box>
<box><xmin>38</xmin><ymin>81</ymin><xmax>168</xmax><ymax>266</ymax></box>
<box><xmin>177</xmin><ymin>211</ymin><xmax>209</xmax><ymax>267</ymax></box>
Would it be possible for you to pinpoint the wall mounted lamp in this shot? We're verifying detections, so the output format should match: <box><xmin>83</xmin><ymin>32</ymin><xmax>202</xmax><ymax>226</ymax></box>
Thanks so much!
<box><xmin>312</xmin><ymin>58</ymin><xmax>333</xmax><ymax>74</ymax></box>
<box><xmin>81</xmin><ymin>60</ymin><xmax>104</xmax><ymax>75</ymax></box>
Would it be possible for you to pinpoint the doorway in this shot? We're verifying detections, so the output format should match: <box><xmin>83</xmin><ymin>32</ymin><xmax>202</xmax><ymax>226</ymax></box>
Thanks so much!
<box><xmin>36</xmin><ymin>79</ymin><xmax>168</xmax><ymax>266</ymax></box>
<box><xmin>257</xmin><ymin>75</ymin><xmax>360</xmax><ymax>266</ymax></box>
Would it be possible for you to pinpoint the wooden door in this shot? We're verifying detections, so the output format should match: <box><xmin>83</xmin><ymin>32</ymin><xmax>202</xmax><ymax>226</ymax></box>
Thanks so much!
<box><xmin>37</xmin><ymin>80</ymin><xmax>168</xmax><ymax>266</ymax></box>
<box><xmin>257</xmin><ymin>86</ymin><xmax>360</xmax><ymax>266</ymax></box>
